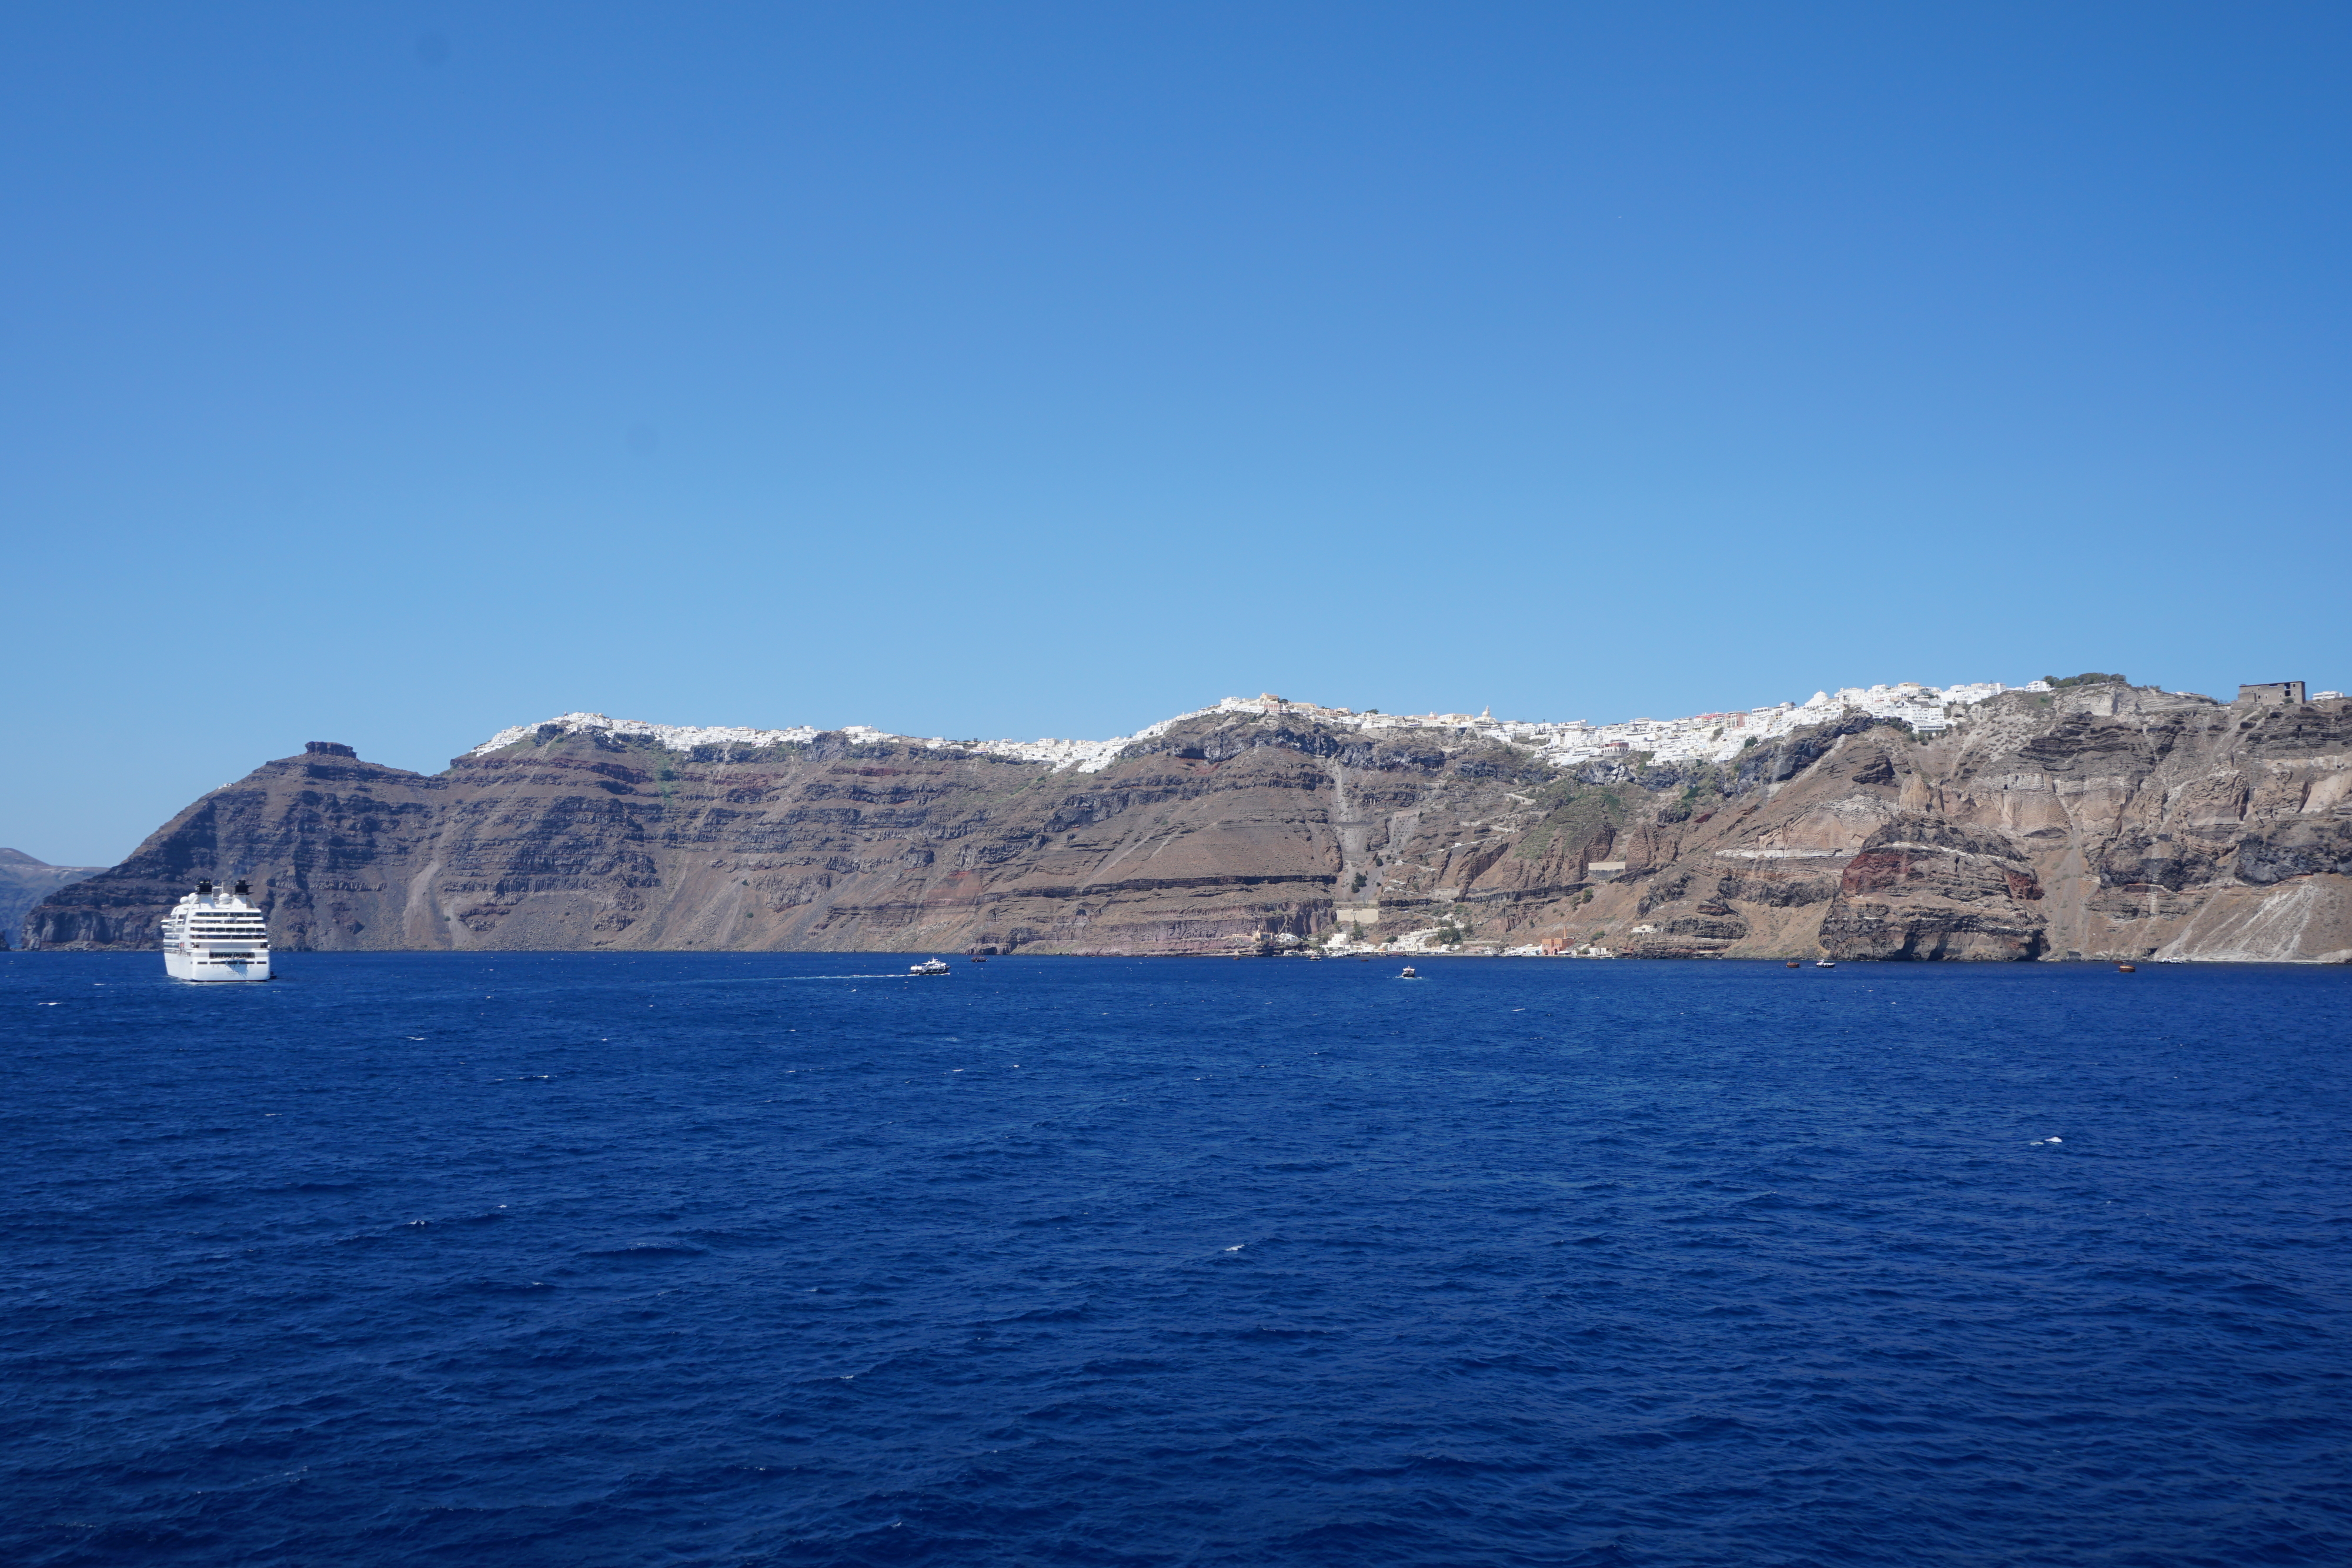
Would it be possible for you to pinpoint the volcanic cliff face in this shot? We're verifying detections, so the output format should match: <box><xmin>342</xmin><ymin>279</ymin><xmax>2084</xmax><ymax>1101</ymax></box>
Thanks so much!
<box><xmin>1593</xmin><ymin>682</ymin><xmax>2352</xmax><ymax>963</ymax></box>
<box><xmin>21</xmin><ymin>725</ymin><xmax>1558</xmax><ymax>957</ymax></box>
<box><xmin>1815</xmin><ymin>816</ymin><xmax>2049</xmax><ymax>962</ymax></box>
<box><xmin>0</xmin><ymin>849</ymin><xmax>105</xmax><ymax>949</ymax></box>
<box><xmin>24</xmin><ymin>686</ymin><xmax>2352</xmax><ymax>961</ymax></box>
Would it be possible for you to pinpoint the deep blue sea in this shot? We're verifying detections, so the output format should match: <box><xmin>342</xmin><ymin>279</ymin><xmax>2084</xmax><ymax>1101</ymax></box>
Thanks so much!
<box><xmin>5</xmin><ymin>951</ymin><xmax>2348</xmax><ymax>1567</ymax></box>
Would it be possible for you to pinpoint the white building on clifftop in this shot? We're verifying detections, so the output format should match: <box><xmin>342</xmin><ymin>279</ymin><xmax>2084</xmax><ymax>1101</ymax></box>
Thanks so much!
<box><xmin>469</xmin><ymin>680</ymin><xmax>2043</xmax><ymax>777</ymax></box>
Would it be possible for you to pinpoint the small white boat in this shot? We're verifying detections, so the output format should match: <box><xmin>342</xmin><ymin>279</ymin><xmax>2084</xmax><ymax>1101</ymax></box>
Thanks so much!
<box><xmin>1399</xmin><ymin>965</ymin><xmax>1418</xmax><ymax>979</ymax></box>
<box><xmin>1815</xmin><ymin>959</ymin><xmax>1836</xmax><ymax>968</ymax></box>
<box><xmin>908</xmin><ymin>959</ymin><xmax>951</xmax><ymax>976</ymax></box>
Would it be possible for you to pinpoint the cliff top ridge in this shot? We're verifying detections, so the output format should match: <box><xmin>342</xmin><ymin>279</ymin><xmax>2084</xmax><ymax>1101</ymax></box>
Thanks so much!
<box><xmin>467</xmin><ymin>676</ymin><xmax>2247</xmax><ymax>775</ymax></box>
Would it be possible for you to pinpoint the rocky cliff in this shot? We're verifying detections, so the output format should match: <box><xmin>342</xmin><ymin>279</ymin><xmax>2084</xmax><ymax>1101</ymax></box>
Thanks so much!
<box><xmin>24</xmin><ymin>685</ymin><xmax>2352</xmax><ymax>962</ymax></box>
<box><xmin>0</xmin><ymin>849</ymin><xmax>105</xmax><ymax>949</ymax></box>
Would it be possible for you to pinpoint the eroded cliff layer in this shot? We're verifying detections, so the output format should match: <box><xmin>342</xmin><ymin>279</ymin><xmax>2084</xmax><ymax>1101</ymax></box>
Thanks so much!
<box><xmin>0</xmin><ymin>849</ymin><xmax>105</xmax><ymax>949</ymax></box>
<box><xmin>25</xmin><ymin>686</ymin><xmax>2352</xmax><ymax>961</ymax></box>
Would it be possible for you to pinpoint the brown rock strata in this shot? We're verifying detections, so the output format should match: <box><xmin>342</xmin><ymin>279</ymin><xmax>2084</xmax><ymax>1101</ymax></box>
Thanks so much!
<box><xmin>25</xmin><ymin>685</ymin><xmax>2352</xmax><ymax>962</ymax></box>
<box><xmin>0</xmin><ymin>848</ymin><xmax>106</xmax><ymax>948</ymax></box>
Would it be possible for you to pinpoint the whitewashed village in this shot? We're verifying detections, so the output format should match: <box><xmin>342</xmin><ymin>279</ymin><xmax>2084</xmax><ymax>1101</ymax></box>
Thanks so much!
<box><xmin>480</xmin><ymin>678</ymin><xmax>2053</xmax><ymax>774</ymax></box>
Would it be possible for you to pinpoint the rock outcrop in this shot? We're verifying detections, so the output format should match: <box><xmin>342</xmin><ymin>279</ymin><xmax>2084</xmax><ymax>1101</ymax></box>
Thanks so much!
<box><xmin>1816</xmin><ymin>816</ymin><xmax>2046</xmax><ymax>961</ymax></box>
<box><xmin>24</xmin><ymin>685</ymin><xmax>2352</xmax><ymax>962</ymax></box>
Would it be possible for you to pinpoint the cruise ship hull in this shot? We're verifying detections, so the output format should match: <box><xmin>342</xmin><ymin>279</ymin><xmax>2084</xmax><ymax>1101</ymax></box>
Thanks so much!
<box><xmin>163</xmin><ymin>949</ymin><xmax>273</xmax><ymax>982</ymax></box>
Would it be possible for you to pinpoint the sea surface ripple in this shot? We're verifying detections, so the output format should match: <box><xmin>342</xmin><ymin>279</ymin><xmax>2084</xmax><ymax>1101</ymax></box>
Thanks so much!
<box><xmin>4</xmin><ymin>951</ymin><xmax>2347</xmax><ymax>1566</ymax></box>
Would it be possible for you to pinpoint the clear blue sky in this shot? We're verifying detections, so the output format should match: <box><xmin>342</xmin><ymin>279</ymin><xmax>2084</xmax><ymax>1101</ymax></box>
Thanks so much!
<box><xmin>6</xmin><ymin>2</ymin><xmax>2348</xmax><ymax>865</ymax></box>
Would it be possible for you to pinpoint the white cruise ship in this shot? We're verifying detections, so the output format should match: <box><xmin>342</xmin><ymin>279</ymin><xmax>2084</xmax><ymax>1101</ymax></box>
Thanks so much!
<box><xmin>161</xmin><ymin>879</ymin><xmax>273</xmax><ymax>982</ymax></box>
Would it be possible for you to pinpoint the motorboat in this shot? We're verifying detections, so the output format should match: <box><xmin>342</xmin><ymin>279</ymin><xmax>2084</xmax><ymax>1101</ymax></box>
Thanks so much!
<box><xmin>908</xmin><ymin>959</ymin><xmax>951</xmax><ymax>976</ymax></box>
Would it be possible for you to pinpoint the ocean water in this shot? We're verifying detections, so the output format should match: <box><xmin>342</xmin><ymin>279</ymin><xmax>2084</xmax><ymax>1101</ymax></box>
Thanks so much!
<box><xmin>4</xmin><ymin>951</ymin><xmax>2348</xmax><ymax>1568</ymax></box>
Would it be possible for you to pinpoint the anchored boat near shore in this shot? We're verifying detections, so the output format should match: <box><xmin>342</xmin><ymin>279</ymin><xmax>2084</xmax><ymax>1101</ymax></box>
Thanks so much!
<box><xmin>162</xmin><ymin>880</ymin><xmax>273</xmax><ymax>982</ymax></box>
